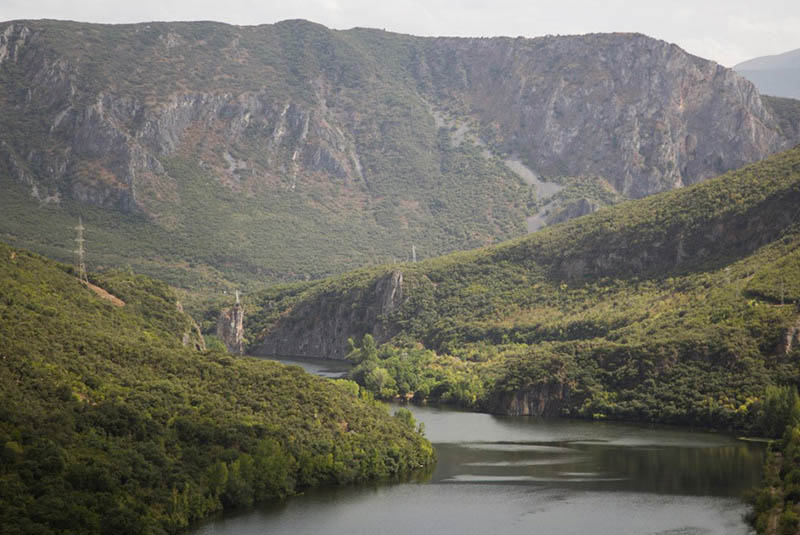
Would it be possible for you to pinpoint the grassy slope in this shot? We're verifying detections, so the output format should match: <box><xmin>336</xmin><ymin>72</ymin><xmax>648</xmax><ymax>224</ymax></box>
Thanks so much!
<box><xmin>0</xmin><ymin>242</ymin><xmax>433</xmax><ymax>535</ymax></box>
<box><xmin>249</xmin><ymin>145</ymin><xmax>800</xmax><ymax>430</ymax></box>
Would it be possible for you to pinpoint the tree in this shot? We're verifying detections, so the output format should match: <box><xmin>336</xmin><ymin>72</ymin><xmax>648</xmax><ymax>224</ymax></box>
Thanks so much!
<box><xmin>347</xmin><ymin>334</ymin><xmax>378</xmax><ymax>364</ymax></box>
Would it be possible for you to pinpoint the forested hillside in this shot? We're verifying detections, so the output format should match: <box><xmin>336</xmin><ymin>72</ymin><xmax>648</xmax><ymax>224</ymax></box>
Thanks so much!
<box><xmin>249</xmin><ymin>145</ymin><xmax>800</xmax><ymax>431</ymax></box>
<box><xmin>0</xmin><ymin>242</ymin><xmax>433</xmax><ymax>534</ymax></box>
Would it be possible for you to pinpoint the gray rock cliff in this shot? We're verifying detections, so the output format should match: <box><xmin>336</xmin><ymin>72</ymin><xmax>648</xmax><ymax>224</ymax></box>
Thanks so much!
<box><xmin>417</xmin><ymin>33</ymin><xmax>791</xmax><ymax>197</ymax></box>
<box><xmin>253</xmin><ymin>270</ymin><xmax>404</xmax><ymax>359</ymax></box>
<box><xmin>217</xmin><ymin>300</ymin><xmax>245</xmax><ymax>355</ymax></box>
<box><xmin>498</xmin><ymin>383</ymin><xmax>571</xmax><ymax>417</ymax></box>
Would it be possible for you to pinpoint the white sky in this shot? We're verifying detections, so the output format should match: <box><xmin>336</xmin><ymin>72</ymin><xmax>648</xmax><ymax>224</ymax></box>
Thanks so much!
<box><xmin>1</xmin><ymin>0</ymin><xmax>798</xmax><ymax>67</ymax></box>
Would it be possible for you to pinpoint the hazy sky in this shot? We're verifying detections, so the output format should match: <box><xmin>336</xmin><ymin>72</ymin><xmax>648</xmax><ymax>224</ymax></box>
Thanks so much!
<box><xmin>1</xmin><ymin>0</ymin><xmax>798</xmax><ymax>67</ymax></box>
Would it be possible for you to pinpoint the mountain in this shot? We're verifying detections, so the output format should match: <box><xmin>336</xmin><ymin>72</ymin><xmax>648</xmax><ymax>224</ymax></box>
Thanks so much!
<box><xmin>0</xmin><ymin>242</ymin><xmax>432</xmax><ymax>534</ymax></box>
<box><xmin>0</xmin><ymin>19</ymin><xmax>796</xmax><ymax>293</ymax></box>
<box><xmin>247</xmin><ymin>145</ymin><xmax>800</xmax><ymax>430</ymax></box>
<box><xmin>735</xmin><ymin>47</ymin><xmax>800</xmax><ymax>99</ymax></box>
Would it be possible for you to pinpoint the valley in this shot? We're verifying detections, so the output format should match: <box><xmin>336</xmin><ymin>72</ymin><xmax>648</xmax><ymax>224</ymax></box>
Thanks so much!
<box><xmin>2</xmin><ymin>14</ymin><xmax>800</xmax><ymax>535</ymax></box>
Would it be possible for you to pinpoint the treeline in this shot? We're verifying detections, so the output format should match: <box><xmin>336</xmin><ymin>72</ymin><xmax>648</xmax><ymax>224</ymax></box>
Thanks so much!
<box><xmin>748</xmin><ymin>386</ymin><xmax>800</xmax><ymax>535</ymax></box>
<box><xmin>0</xmin><ymin>243</ymin><xmax>433</xmax><ymax>534</ymax></box>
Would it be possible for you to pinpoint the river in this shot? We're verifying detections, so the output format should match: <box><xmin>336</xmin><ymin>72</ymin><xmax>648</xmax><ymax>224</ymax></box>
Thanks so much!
<box><xmin>194</xmin><ymin>357</ymin><xmax>764</xmax><ymax>535</ymax></box>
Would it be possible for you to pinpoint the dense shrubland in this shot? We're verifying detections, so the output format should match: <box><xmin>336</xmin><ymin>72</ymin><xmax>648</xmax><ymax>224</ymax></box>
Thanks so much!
<box><xmin>0</xmin><ymin>243</ymin><xmax>433</xmax><ymax>534</ymax></box>
<box><xmin>247</xmin><ymin>146</ymin><xmax>800</xmax><ymax>434</ymax></box>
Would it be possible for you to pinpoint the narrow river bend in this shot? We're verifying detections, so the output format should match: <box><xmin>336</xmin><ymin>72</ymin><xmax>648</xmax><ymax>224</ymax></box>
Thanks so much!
<box><xmin>194</xmin><ymin>357</ymin><xmax>764</xmax><ymax>535</ymax></box>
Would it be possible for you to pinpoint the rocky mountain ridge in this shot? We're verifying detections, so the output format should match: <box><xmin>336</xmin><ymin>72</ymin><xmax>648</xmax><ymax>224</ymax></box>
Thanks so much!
<box><xmin>0</xmin><ymin>19</ymin><xmax>797</xmax><ymax>288</ymax></box>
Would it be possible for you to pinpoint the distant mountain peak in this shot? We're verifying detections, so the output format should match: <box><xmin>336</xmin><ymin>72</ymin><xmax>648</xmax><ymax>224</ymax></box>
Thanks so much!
<box><xmin>734</xmin><ymin>47</ymin><xmax>800</xmax><ymax>99</ymax></box>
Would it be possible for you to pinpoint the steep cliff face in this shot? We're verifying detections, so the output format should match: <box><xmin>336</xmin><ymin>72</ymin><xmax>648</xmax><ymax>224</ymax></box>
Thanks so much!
<box><xmin>415</xmin><ymin>33</ymin><xmax>792</xmax><ymax>198</ymax></box>
<box><xmin>779</xmin><ymin>314</ymin><xmax>800</xmax><ymax>355</ymax></box>
<box><xmin>176</xmin><ymin>301</ymin><xmax>207</xmax><ymax>351</ymax></box>
<box><xmin>253</xmin><ymin>270</ymin><xmax>404</xmax><ymax>359</ymax></box>
<box><xmin>2</xmin><ymin>24</ymin><xmax>789</xmax><ymax>207</ymax></box>
<box><xmin>0</xmin><ymin>20</ymin><xmax>796</xmax><ymax>288</ymax></box>
<box><xmin>216</xmin><ymin>301</ymin><xmax>245</xmax><ymax>355</ymax></box>
<box><xmin>0</xmin><ymin>22</ymin><xmax>365</xmax><ymax>212</ymax></box>
<box><xmin>498</xmin><ymin>383</ymin><xmax>571</xmax><ymax>417</ymax></box>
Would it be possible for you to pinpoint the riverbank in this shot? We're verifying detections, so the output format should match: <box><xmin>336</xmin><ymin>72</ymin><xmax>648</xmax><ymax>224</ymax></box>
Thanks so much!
<box><xmin>194</xmin><ymin>402</ymin><xmax>765</xmax><ymax>535</ymax></box>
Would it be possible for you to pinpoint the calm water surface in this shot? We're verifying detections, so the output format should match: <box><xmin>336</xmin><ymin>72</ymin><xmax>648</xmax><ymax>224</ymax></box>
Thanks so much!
<box><xmin>196</xmin><ymin>357</ymin><xmax>764</xmax><ymax>535</ymax></box>
<box><xmin>261</xmin><ymin>355</ymin><xmax>351</xmax><ymax>378</ymax></box>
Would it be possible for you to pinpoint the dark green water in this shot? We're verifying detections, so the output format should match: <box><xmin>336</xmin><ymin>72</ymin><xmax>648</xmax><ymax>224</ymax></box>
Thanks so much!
<box><xmin>195</xmin><ymin>358</ymin><xmax>765</xmax><ymax>535</ymax></box>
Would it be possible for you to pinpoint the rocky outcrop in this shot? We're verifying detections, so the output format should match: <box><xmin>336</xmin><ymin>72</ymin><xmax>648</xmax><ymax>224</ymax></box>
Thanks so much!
<box><xmin>779</xmin><ymin>314</ymin><xmax>800</xmax><ymax>355</ymax></box>
<box><xmin>547</xmin><ymin>198</ymin><xmax>600</xmax><ymax>225</ymax></box>
<box><xmin>182</xmin><ymin>320</ymin><xmax>206</xmax><ymax>352</ymax></box>
<box><xmin>253</xmin><ymin>270</ymin><xmax>404</xmax><ymax>359</ymax></box>
<box><xmin>498</xmin><ymin>383</ymin><xmax>571</xmax><ymax>417</ymax></box>
<box><xmin>217</xmin><ymin>300</ymin><xmax>245</xmax><ymax>355</ymax></box>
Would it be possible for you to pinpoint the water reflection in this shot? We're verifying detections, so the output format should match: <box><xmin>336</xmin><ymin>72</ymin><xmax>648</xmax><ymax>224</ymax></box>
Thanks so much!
<box><xmin>255</xmin><ymin>355</ymin><xmax>351</xmax><ymax>378</ymax></box>
<box><xmin>410</xmin><ymin>405</ymin><xmax>764</xmax><ymax>498</ymax></box>
<box><xmin>199</xmin><ymin>362</ymin><xmax>764</xmax><ymax>535</ymax></box>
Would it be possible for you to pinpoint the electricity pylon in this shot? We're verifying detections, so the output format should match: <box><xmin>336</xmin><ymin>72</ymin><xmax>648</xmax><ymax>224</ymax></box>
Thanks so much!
<box><xmin>75</xmin><ymin>217</ymin><xmax>88</xmax><ymax>284</ymax></box>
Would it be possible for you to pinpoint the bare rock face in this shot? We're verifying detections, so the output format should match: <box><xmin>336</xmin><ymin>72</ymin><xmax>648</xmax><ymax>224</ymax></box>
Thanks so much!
<box><xmin>182</xmin><ymin>320</ymin><xmax>207</xmax><ymax>352</ymax></box>
<box><xmin>0</xmin><ymin>22</ymin><xmax>367</xmax><ymax>214</ymax></box>
<box><xmin>779</xmin><ymin>314</ymin><xmax>800</xmax><ymax>355</ymax></box>
<box><xmin>253</xmin><ymin>270</ymin><xmax>404</xmax><ymax>359</ymax></box>
<box><xmin>216</xmin><ymin>301</ymin><xmax>245</xmax><ymax>355</ymax></box>
<box><xmin>547</xmin><ymin>198</ymin><xmax>600</xmax><ymax>225</ymax></box>
<box><xmin>498</xmin><ymin>383</ymin><xmax>571</xmax><ymax>417</ymax></box>
<box><xmin>174</xmin><ymin>300</ymin><xmax>207</xmax><ymax>351</ymax></box>
<box><xmin>417</xmin><ymin>33</ymin><xmax>789</xmax><ymax>198</ymax></box>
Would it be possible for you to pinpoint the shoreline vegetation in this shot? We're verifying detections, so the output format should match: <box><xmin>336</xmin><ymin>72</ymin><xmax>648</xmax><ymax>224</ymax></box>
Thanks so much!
<box><xmin>342</xmin><ymin>337</ymin><xmax>800</xmax><ymax>534</ymax></box>
<box><xmin>0</xmin><ymin>243</ymin><xmax>433</xmax><ymax>535</ymax></box>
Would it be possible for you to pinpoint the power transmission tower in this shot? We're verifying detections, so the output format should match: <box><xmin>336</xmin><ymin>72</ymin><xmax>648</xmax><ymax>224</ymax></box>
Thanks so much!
<box><xmin>75</xmin><ymin>217</ymin><xmax>88</xmax><ymax>284</ymax></box>
<box><xmin>781</xmin><ymin>277</ymin><xmax>785</xmax><ymax>306</ymax></box>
